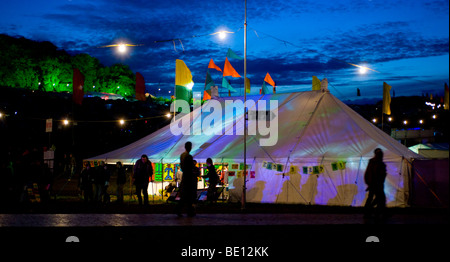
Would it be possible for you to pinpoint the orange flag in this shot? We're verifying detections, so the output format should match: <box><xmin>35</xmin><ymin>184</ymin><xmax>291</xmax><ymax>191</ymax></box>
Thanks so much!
<box><xmin>223</xmin><ymin>57</ymin><xmax>241</xmax><ymax>78</ymax></box>
<box><xmin>203</xmin><ymin>90</ymin><xmax>211</xmax><ymax>101</ymax></box>
<box><xmin>208</xmin><ymin>59</ymin><xmax>222</xmax><ymax>72</ymax></box>
<box><xmin>264</xmin><ymin>72</ymin><xmax>276</xmax><ymax>87</ymax></box>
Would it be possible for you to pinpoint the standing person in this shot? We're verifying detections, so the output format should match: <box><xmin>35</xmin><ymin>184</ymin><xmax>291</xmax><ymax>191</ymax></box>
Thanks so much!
<box><xmin>133</xmin><ymin>154</ymin><xmax>153</xmax><ymax>206</ymax></box>
<box><xmin>202</xmin><ymin>158</ymin><xmax>218</xmax><ymax>203</ymax></box>
<box><xmin>69</xmin><ymin>153</ymin><xmax>77</xmax><ymax>179</ymax></box>
<box><xmin>79</xmin><ymin>162</ymin><xmax>93</xmax><ymax>204</ymax></box>
<box><xmin>364</xmin><ymin>148</ymin><xmax>387</xmax><ymax>218</ymax></box>
<box><xmin>176</xmin><ymin>142</ymin><xmax>196</xmax><ymax>217</ymax></box>
<box><xmin>94</xmin><ymin>161</ymin><xmax>110</xmax><ymax>204</ymax></box>
<box><xmin>116</xmin><ymin>161</ymin><xmax>126</xmax><ymax>203</ymax></box>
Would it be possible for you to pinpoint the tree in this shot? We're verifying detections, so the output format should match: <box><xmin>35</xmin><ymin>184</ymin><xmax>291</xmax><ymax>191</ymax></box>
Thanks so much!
<box><xmin>39</xmin><ymin>57</ymin><xmax>71</xmax><ymax>92</ymax></box>
<box><xmin>71</xmin><ymin>53</ymin><xmax>102</xmax><ymax>93</ymax></box>
<box><xmin>98</xmin><ymin>64</ymin><xmax>135</xmax><ymax>97</ymax></box>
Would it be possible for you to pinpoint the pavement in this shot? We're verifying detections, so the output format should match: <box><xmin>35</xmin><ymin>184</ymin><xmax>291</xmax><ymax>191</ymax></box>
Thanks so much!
<box><xmin>0</xmin><ymin>201</ymin><xmax>448</xmax><ymax>257</ymax></box>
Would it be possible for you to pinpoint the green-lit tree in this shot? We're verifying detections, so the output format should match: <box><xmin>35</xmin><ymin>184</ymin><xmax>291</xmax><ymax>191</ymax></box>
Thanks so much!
<box><xmin>98</xmin><ymin>64</ymin><xmax>135</xmax><ymax>97</ymax></box>
<box><xmin>71</xmin><ymin>53</ymin><xmax>102</xmax><ymax>93</ymax></box>
<box><xmin>39</xmin><ymin>57</ymin><xmax>72</xmax><ymax>92</ymax></box>
<box><xmin>0</xmin><ymin>34</ymin><xmax>138</xmax><ymax>98</ymax></box>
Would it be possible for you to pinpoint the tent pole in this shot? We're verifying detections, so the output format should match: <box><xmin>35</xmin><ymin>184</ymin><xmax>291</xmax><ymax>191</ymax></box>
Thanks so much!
<box><xmin>242</xmin><ymin>0</ymin><xmax>247</xmax><ymax>210</ymax></box>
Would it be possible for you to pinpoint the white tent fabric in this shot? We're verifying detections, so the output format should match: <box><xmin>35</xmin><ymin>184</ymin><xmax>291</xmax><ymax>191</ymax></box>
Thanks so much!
<box><xmin>86</xmin><ymin>91</ymin><xmax>422</xmax><ymax>207</ymax></box>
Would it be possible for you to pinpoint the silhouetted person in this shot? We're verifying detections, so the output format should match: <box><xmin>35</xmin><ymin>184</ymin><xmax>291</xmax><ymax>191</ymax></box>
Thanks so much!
<box><xmin>116</xmin><ymin>161</ymin><xmax>126</xmax><ymax>203</ymax></box>
<box><xmin>94</xmin><ymin>161</ymin><xmax>110</xmax><ymax>204</ymax></box>
<box><xmin>133</xmin><ymin>155</ymin><xmax>153</xmax><ymax>205</ymax></box>
<box><xmin>364</xmin><ymin>148</ymin><xmax>387</xmax><ymax>218</ymax></box>
<box><xmin>202</xmin><ymin>158</ymin><xmax>218</xmax><ymax>203</ymax></box>
<box><xmin>79</xmin><ymin>162</ymin><xmax>93</xmax><ymax>204</ymax></box>
<box><xmin>176</xmin><ymin>142</ymin><xmax>196</xmax><ymax>217</ymax></box>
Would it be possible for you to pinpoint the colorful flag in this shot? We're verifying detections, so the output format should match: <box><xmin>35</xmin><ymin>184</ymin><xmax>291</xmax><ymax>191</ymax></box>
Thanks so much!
<box><xmin>135</xmin><ymin>72</ymin><xmax>146</xmax><ymax>101</ymax></box>
<box><xmin>204</xmin><ymin>70</ymin><xmax>215</xmax><ymax>90</ymax></box>
<box><xmin>226</xmin><ymin>48</ymin><xmax>243</xmax><ymax>60</ymax></box>
<box><xmin>444</xmin><ymin>83</ymin><xmax>449</xmax><ymax>110</ymax></box>
<box><xmin>312</xmin><ymin>76</ymin><xmax>321</xmax><ymax>91</ymax></box>
<box><xmin>223</xmin><ymin>57</ymin><xmax>241</xmax><ymax>78</ymax></box>
<box><xmin>175</xmin><ymin>59</ymin><xmax>194</xmax><ymax>104</ymax></box>
<box><xmin>222</xmin><ymin>77</ymin><xmax>236</xmax><ymax>92</ymax></box>
<box><xmin>208</xmin><ymin>59</ymin><xmax>222</xmax><ymax>72</ymax></box>
<box><xmin>72</xmin><ymin>68</ymin><xmax>85</xmax><ymax>105</ymax></box>
<box><xmin>245</xmin><ymin>77</ymin><xmax>251</xmax><ymax>93</ymax></box>
<box><xmin>203</xmin><ymin>89</ymin><xmax>211</xmax><ymax>101</ymax></box>
<box><xmin>382</xmin><ymin>82</ymin><xmax>392</xmax><ymax>115</ymax></box>
<box><xmin>264</xmin><ymin>72</ymin><xmax>276</xmax><ymax>87</ymax></box>
<box><xmin>261</xmin><ymin>81</ymin><xmax>270</xmax><ymax>94</ymax></box>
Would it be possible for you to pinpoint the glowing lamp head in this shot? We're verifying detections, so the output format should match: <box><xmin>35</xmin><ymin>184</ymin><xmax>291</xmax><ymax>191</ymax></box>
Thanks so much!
<box><xmin>119</xmin><ymin>119</ymin><xmax>125</xmax><ymax>125</ymax></box>
<box><xmin>218</xmin><ymin>31</ymin><xmax>227</xmax><ymax>40</ymax></box>
<box><xmin>186</xmin><ymin>81</ymin><xmax>194</xmax><ymax>90</ymax></box>
<box><xmin>63</xmin><ymin>119</ymin><xmax>69</xmax><ymax>125</ymax></box>
<box><xmin>359</xmin><ymin>66</ymin><xmax>367</xmax><ymax>74</ymax></box>
<box><xmin>118</xmin><ymin>44</ymin><xmax>127</xmax><ymax>53</ymax></box>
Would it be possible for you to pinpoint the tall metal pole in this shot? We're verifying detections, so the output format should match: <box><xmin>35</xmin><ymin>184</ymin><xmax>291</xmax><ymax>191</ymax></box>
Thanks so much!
<box><xmin>242</xmin><ymin>0</ymin><xmax>247</xmax><ymax>210</ymax></box>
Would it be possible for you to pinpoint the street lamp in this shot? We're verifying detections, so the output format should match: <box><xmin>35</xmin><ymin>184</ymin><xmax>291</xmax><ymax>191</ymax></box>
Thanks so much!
<box><xmin>118</xmin><ymin>44</ymin><xmax>127</xmax><ymax>53</ymax></box>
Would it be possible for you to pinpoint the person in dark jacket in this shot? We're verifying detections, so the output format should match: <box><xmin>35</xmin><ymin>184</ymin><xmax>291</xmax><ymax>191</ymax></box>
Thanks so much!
<box><xmin>133</xmin><ymin>155</ymin><xmax>153</xmax><ymax>205</ymax></box>
<box><xmin>364</xmin><ymin>148</ymin><xmax>387</xmax><ymax>218</ymax></box>
<box><xmin>175</xmin><ymin>142</ymin><xmax>196</xmax><ymax>217</ymax></box>
<box><xmin>202</xmin><ymin>158</ymin><xmax>218</xmax><ymax>203</ymax></box>
<box><xmin>79</xmin><ymin>162</ymin><xmax>93</xmax><ymax>204</ymax></box>
<box><xmin>116</xmin><ymin>161</ymin><xmax>126</xmax><ymax>203</ymax></box>
<box><xmin>94</xmin><ymin>161</ymin><xmax>110</xmax><ymax>204</ymax></box>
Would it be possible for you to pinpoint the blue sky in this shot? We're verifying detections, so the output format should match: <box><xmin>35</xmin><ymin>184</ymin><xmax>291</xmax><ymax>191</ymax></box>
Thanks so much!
<box><xmin>1</xmin><ymin>0</ymin><xmax>448</xmax><ymax>103</ymax></box>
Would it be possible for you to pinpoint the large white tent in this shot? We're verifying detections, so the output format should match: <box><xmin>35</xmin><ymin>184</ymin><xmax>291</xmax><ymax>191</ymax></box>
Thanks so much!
<box><xmin>86</xmin><ymin>90</ymin><xmax>422</xmax><ymax>207</ymax></box>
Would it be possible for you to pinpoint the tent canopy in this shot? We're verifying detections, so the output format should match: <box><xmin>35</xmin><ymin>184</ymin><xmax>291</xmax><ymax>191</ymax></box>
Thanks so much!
<box><xmin>87</xmin><ymin>91</ymin><xmax>419</xmax><ymax>164</ymax></box>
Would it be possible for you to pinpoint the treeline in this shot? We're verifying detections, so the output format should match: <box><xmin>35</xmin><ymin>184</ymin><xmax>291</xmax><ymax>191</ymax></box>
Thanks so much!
<box><xmin>0</xmin><ymin>34</ymin><xmax>135</xmax><ymax>97</ymax></box>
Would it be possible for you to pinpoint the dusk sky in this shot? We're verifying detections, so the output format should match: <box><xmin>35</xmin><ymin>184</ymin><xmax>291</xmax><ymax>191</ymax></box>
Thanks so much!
<box><xmin>1</xmin><ymin>0</ymin><xmax>448</xmax><ymax>103</ymax></box>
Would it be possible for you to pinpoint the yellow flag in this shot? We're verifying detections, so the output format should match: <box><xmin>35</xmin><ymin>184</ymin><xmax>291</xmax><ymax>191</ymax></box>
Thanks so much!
<box><xmin>245</xmin><ymin>77</ymin><xmax>251</xmax><ymax>93</ymax></box>
<box><xmin>382</xmin><ymin>82</ymin><xmax>391</xmax><ymax>115</ymax></box>
<box><xmin>312</xmin><ymin>76</ymin><xmax>321</xmax><ymax>91</ymax></box>
<box><xmin>175</xmin><ymin>59</ymin><xmax>193</xmax><ymax>87</ymax></box>
<box><xmin>444</xmin><ymin>83</ymin><xmax>449</xmax><ymax>110</ymax></box>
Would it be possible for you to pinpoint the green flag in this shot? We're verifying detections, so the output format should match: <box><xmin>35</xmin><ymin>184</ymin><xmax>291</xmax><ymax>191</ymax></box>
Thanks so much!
<box><xmin>205</xmin><ymin>70</ymin><xmax>215</xmax><ymax>90</ymax></box>
<box><xmin>226</xmin><ymin>48</ymin><xmax>243</xmax><ymax>60</ymax></box>
<box><xmin>261</xmin><ymin>81</ymin><xmax>270</xmax><ymax>94</ymax></box>
<box><xmin>222</xmin><ymin>77</ymin><xmax>236</xmax><ymax>92</ymax></box>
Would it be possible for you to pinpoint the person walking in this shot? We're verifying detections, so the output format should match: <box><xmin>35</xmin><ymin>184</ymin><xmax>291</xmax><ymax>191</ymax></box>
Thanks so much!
<box><xmin>133</xmin><ymin>154</ymin><xmax>153</xmax><ymax>205</ymax></box>
<box><xmin>175</xmin><ymin>142</ymin><xmax>197</xmax><ymax>217</ymax></box>
<box><xmin>364</xmin><ymin>148</ymin><xmax>387</xmax><ymax>218</ymax></box>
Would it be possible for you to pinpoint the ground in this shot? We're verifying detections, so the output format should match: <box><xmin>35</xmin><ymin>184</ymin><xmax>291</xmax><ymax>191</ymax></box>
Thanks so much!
<box><xmin>0</xmin><ymin>172</ymin><xmax>448</xmax><ymax>256</ymax></box>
